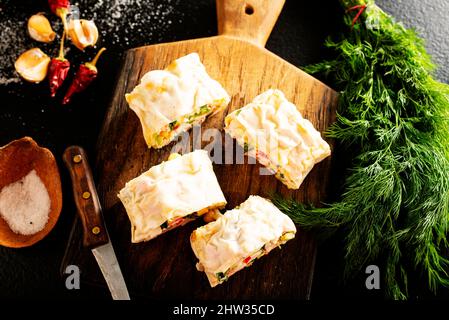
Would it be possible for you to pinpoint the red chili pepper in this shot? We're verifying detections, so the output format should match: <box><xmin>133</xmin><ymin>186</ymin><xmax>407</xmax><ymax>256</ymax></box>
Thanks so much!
<box><xmin>243</xmin><ymin>256</ymin><xmax>252</xmax><ymax>264</ymax></box>
<box><xmin>48</xmin><ymin>0</ymin><xmax>70</xmax><ymax>32</ymax></box>
<box><xmin>48</xmin><ymin>33</ymin><xmax>70</xmax><ymax>97</ymax></box>
<box><xmin>62</xmin><ymin>47</ymin><xmax>106</xmax><ymax>105</ymax></box>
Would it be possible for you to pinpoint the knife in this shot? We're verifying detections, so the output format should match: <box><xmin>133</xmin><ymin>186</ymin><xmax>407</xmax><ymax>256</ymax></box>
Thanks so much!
<box><xmin>63</xmin><ymin>146</ymin><xmax>130</xmax><ymax>300</ymax></box>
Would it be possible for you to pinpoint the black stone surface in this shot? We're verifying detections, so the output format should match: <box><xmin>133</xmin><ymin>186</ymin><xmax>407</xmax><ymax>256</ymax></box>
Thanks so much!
<box><xmin>0</xmin><ymin>0</ymin><xmax>448</xmax><ymax>300</ymax></box>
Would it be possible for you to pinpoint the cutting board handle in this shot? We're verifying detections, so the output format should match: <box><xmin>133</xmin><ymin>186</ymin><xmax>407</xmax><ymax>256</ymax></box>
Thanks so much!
<box><xmin>216</xmin><ymin>0</ymin><xmax>285</xmax><ymax>47</ymax></box>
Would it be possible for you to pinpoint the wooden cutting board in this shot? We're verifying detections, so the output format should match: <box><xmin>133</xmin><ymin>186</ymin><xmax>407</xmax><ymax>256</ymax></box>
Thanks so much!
<box><xmin>62</xmin><ymin>0</ymin><xmax>338</xmax><ymax>299</ymax></box>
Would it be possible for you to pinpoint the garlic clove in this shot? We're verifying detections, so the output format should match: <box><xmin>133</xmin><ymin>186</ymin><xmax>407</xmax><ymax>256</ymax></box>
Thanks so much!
<box><xmin>14</xmin><ymin>48</ymin><xmax>51</xmax><ymax>83</ymax></box>
<box><xmin>28</xmin><ymin>13</ymin><xmax>56</xmax><ymax>43</ymax></box>
<box><xmin>68</xmin><ymin>19</ymin><xmax>99</xmax><ymax>51</ymax></box>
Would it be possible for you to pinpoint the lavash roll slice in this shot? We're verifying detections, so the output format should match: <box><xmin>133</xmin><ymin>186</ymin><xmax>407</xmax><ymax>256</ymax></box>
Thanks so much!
<box><xmin>225</xmin><ymin>89</ymin><xmax>331</xmax><ymax>189</ymax></box>
<box><xmin>126</xmin><ymin>53</ymin><xmax>230</xmax><ymax>149</ymax></box>
<box><xmin>190</xmin><ymin>195</ymin><xmax>296</xmax><ymax>287</ymax></box>
<box><xmin>118</xmin><ymin>150</ymin><xmax>227</xmax><ymax>243</ymax></box>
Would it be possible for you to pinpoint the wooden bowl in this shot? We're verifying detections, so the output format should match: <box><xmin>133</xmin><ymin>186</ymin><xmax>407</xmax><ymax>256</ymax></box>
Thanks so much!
<box><xmin>0</xmin><ymin>137</ymin><xmax>62</xmax><ymax>248</ymax></box>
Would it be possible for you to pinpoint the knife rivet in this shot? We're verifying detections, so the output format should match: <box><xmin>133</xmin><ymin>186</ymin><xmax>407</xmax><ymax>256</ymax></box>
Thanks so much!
<box><xmin>73</xmin><ymin>155</ymin><xmax>82</xmax><ymax>163</ymax></box>
<box><xmin>92</xmin><ymin>226</ymin><xmax>101</xmax><ymax>235</ymax></box>
<box><xmin>82</xmin><ymin>191</ymin><xmax>91</xmax><ymax>199</ymax></box>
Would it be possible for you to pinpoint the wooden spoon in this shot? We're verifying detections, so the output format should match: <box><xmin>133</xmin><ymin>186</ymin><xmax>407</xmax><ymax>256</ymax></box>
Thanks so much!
<box><xmin>0</xmin><ymin>137</ymin><xmax>62</xmax><ymax>248</ymax></box>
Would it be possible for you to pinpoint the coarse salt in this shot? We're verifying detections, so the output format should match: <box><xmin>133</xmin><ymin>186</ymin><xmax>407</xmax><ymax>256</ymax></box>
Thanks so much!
<box><xmin>0</xmin><ymin>169</ymin><xmax>50</xmax><ymax>235</ymax></box>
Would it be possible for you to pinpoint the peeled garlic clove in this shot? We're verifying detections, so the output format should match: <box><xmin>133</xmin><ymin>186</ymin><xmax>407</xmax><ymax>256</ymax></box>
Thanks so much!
<box><xmin>68</xmin><ymin>19</ymin><xmax>99</xmax><ymax>51</ymax></box>
<box><xmin>28</xmin><ymin>13</ymin><xmax>56</xmax><ymax>43</ymax></box>
<box><xmin>14</xmin><ymin>48</ymin><xmax>51</xmax><ymax>83</ymax></box>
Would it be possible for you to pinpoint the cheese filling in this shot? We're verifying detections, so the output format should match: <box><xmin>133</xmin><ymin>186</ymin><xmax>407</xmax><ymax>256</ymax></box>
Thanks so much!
<box><xmin>153</xmin><ymin>104</ymin><xmax>214</xmax><ymax>148</ymax></box>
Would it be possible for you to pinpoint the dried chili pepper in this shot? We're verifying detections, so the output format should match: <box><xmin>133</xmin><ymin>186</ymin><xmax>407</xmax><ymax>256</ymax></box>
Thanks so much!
<box><xmin>62</xmin><ymin>47</ymin><xmax>106</xmax><ymax>105</ymax></box>
<box><xmin>48</xmin><ymin>32</ymin><xmax>70</xmax><ymax>97</ymax></box>
<box><xmin>48</xmin><ymin>0</ymin><xmax>70</xmax><ymax>32</ymax></box>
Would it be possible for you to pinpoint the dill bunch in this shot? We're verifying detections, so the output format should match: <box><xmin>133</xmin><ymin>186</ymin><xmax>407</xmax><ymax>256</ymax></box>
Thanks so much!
<box><xmin>275</xmin><ymin>0</ymin><xmax>449</xmax><ymax>299</ymax></box>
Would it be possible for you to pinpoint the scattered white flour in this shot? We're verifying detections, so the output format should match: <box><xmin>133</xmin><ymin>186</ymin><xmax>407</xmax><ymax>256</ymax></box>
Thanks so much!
<box><xmin>0</xmin><ymin>170</ymin><xmax>50</xmax><ymax>235</ymax></box>
<box><xmin>84</xmin><ymin>0</ymin><xmax>180</xmax><ymax>46</ymax></box>
<box><xmin>0</xmin><ymin>11</ymin><xmax>29</xmax><ymax>85</ymax></box>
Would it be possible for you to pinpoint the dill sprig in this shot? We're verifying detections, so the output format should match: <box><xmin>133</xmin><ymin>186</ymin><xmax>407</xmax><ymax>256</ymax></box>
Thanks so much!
<box><xmin>274</xmin><ymin>0</ymin><xmax>449</xmax><ymax>299</ymax></box>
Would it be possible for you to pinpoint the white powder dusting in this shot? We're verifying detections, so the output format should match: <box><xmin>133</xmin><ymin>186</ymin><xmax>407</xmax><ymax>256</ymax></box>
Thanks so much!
<box><xmin>0</xmin><ymin>170</ymin><xmax>51</xmax><ymax>235</ymax></box>
<box><xmin>84</xmin><ymin>0</ymin><xmax>179</xmax><ymax>47</ymax></box>
<box><xmin>0</xmin><ymin>13</ymin><xmax>28</xmax><ymax>85</ymax></box>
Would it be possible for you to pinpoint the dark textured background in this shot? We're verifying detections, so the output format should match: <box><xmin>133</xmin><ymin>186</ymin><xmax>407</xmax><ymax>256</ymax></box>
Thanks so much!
<box><xmin>0</xmin><ymin>0</ymin><xmax>448</xmax><ymax>300</ymax></box>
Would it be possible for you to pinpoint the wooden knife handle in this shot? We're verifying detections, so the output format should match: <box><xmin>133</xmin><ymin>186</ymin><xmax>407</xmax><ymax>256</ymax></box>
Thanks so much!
<box><xmin>216</xmin><ymin>0</ymin><xmax>285</xmax><ymax>47</ymax></box>
<box><xmin>63</xmin><ymin>146</ymin><xmax>109</xmax><ymax>249</ymax></box>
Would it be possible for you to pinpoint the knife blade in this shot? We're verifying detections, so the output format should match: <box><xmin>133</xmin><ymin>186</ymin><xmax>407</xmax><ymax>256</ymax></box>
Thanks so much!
<box><xmin>63</xmin><ymin>146</ymin><xmax>130</xmax><ymax>300</ymax></box>
<box><xmin>92</xmin><ymin>242</ymin><xmax>130</xmax><ymax>300</ymax></box>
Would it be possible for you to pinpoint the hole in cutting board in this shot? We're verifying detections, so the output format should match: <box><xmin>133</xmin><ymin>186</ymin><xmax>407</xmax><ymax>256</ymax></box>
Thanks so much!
<box><xmin>245</xmin><ymin>4</ymin><xmax>254</xmax><ymax>15</ymax></box>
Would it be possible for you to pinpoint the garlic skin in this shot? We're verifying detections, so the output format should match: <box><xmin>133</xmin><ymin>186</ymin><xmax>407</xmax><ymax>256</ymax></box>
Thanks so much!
<box><xmin>68</xmin><ymin>19</ymin><xmax>99</xmax><ymax>51</ymax></box>
<box><xmin>14</xmin><ymin>48</ymin><xmax>51</xmax><ymax>83</ymax></box>
<box><xmin>28</xmin><ymin>14</ymin><xmax>56</xmax><ymax>43</ymax></box>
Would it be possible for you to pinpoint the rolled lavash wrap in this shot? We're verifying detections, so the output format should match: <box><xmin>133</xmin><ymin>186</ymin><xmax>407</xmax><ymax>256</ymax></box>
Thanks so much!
<box><xmin>118</xmin><ymin>150</ymin><xmax>227</xmax><ymax>243</ymax></box>
<box><xmin>190</xmin><ymin>195</ymin><xmax>296</xmax><ymax>287</ymax></box>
